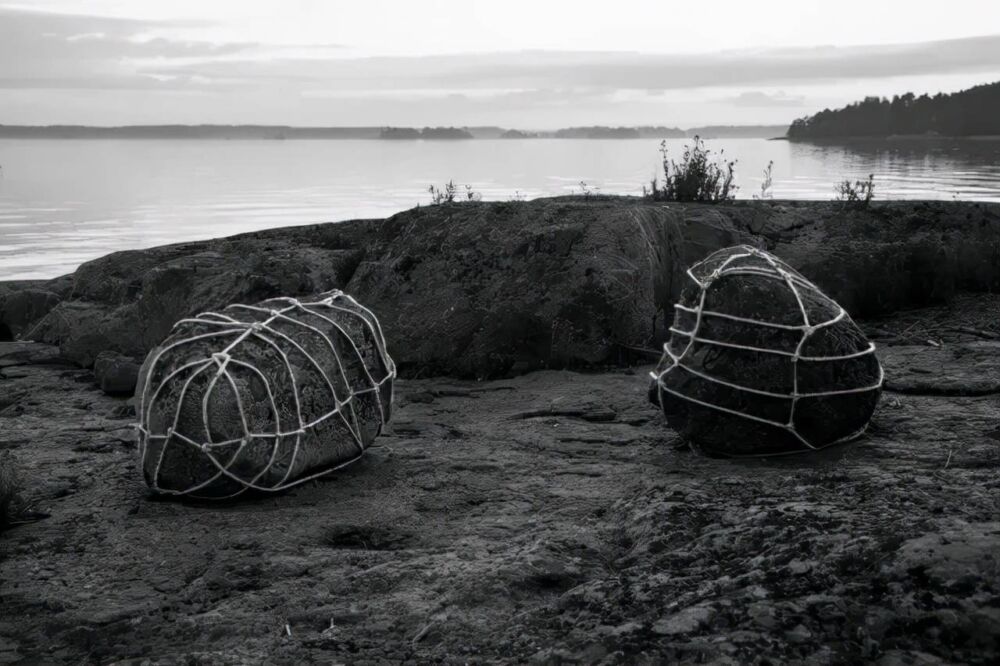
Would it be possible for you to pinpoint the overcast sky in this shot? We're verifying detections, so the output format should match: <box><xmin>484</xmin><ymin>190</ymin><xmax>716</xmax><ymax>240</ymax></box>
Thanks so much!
<box><xmin>2</xmin><ymin>0</ymin><xmax>999</xmax><ymax>128</ymax></box>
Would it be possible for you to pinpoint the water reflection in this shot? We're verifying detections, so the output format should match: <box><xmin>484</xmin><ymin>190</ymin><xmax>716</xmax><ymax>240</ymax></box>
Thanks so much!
<box><xmin>786</xmin><ymin>139</ymin><xmax>1000</xmax><ymax>200</ymax></box>
<box><xmin>1</xmin><ymin>137</ymin><xmax>999</xmax><ymax>279</ymax></box>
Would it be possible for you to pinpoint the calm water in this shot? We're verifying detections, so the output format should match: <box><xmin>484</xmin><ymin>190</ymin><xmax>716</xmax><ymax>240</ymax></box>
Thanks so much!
<box><xmin>1</xmin><ymin>137</ymin><xmax>999</xmax><ymax>280</ymax></box>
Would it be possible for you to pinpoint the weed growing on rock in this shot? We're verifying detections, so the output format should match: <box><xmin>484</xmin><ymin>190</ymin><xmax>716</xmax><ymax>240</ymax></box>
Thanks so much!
<box><xmin>836</xmin><ymin>174</ymin><xmax>876</xmax><ymax>207</ymax></box>
<box><xmin>428</xmin><ymin>180</ymin><xmax>457</xmax><ymax>204</ymax></box>
<box><xmin>644</xmin><ymin>136</ymin><xmax>737</xmax><ymax>202</ymax></box>
<box><xmin>754</xmin><ymin>160</ymin><xmax>774</xmax><ymax>200</ymax></box>
<box><xmin>428</xmin><ymin>181</ymin><xmax>481</xmax><ymax>204</ymax></box>
<box><xmin>577</xmin><ymin>181</ymin><xmax>599</xmax><ymax>199</ymax></box>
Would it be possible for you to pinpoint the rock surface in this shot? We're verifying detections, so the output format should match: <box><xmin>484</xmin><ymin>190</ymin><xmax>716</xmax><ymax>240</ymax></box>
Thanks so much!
<box><xmin>3</xmin><ymin>199</ymin><xmax>999</xmax><ymax>384</ymax></box>
<box><xmin>0</xmin><ymin>296</ymin><xmax>997</xmax><ymax>664</ymax></box>
<box><xmin>880</xmin><ymin>341</ymin><xmax>1000</xmax><ymax>395</ymax></box>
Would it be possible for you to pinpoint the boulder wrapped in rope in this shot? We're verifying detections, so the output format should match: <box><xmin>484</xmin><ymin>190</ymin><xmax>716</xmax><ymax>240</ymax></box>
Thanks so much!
<box><xmin>649</xmin><ymin>245</ymin><xmax>882</xmax><ymax>456</ymax></box>
<box><xmin>136</xmin><ymin>290</ymin><xmax>395</xmax><ymax>498</ymax></box>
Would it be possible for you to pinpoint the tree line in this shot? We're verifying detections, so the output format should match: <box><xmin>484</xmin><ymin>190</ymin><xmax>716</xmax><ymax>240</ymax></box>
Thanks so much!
<box><xmin>787</xmin><ymin>81</ymin><xmax>1000</xmax><ymax>139</ymax></box>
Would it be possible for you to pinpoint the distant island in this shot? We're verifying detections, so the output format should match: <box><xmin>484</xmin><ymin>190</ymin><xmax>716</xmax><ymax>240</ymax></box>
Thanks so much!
<box><xmin>553</xmin><ymin>126</ymin><xmax>642</xmax><ymax>139</ymax></box>
<box><xmin>379</xmin><ymin>126</ymin><xmax>474</xmax><ymax>140</ymax></box>
<box><xmin>0</xmin><ymin>123</ymin><xmax>789</xmax><ymax>141</ymax></box>
<box><xmin>500</xmin><ymin>129</ymin><xmax>538</xmax><ymax>139</ymax></box>
<box><xmin>688</xmin><ymin>125</ymin><xmax>788</xmax><ymax>139</ymax></box>
<box><xmin>0</xmin><ymin>124</ymin><xmax>384</xmax><ymax>140</ymax></box>
<box><xmin>787</xmin><ymin>81</ymin><xmax>1000</xmax><ymax>140</ymax></box>
<box><xmin>637</xmin><ymin>126</ymin><xmax>688</xmax><ymax>138</ymax></box>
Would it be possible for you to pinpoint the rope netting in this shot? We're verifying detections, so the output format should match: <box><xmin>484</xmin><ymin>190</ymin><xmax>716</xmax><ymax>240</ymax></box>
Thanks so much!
<box><xmin>650</xmin><ymin>245</ymin><xmax>884</xmax><ymax>454</ymax></box>
<box><xmin>136</xmin><ymin>290</ymin><xmax>395</xmax><ymax>498</ymax></box>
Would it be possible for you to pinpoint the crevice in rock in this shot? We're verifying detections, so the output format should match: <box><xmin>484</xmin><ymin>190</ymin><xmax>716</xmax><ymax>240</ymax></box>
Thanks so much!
<box><xmin>336</xmin><ymin>249</ymin><xmax>366</xmax><ymax>286</ymax></box>
<box><xmin>513</xmin><ymin>408</ymin><xmax>618</xmax><ymax>422</ymax></box>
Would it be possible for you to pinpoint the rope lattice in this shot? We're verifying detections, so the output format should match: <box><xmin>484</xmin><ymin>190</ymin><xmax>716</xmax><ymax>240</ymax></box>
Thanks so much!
<box><xmin>651</xmin><ymin>245</ymin><xmax>884</xmax><ymax>454</ymax></box>
<box><xmin>136</xmin><ymin>290</ymin><xmax>395</xmax><ymax>498</ymax></box>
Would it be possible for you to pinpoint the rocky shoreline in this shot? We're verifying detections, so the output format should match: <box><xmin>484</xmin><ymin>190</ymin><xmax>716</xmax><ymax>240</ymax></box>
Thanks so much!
<box><xmin>1</xmin><ymin>198</ymin><xmax>999</xmax><ymax>664</ymax></box>
<box><xmin>2</xmin><ymin>197</ymin><xmax>999</xmax><ymax>384</ymax></box>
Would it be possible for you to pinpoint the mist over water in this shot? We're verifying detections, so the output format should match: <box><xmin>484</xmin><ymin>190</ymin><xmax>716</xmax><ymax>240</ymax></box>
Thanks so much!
<box><xmin>1</xmin><ymin>137</ymin><xmax>999</xmax><ymax>280</ymax></box>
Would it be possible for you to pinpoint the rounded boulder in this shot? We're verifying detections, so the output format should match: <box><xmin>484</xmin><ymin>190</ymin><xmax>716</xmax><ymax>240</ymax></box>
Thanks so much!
<box><xmin>649</xmin><ymin>245</ymin><xmax>882</xmax><ymax>456</ymax></box>
<box><xmin>136</xmin><ymin>290</ymin><xmax>395</xmax><ymax>499</ymax></box>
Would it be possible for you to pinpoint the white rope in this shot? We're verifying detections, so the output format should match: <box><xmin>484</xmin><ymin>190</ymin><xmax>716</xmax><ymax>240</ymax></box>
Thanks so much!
<box><xmin>136</xmin><ymin>290</ymin><xmax>396</xmax><ymax>498</ymax></box>
<box><xmin>651</xmin><ymin>245</ymin><xmax>883</xmax><ymax>454</ymax></box>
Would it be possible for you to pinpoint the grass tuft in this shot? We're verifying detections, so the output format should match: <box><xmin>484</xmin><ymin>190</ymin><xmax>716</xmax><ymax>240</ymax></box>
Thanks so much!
<box><xmin>835</xmin><ymin>174</ymin><xmax>876</xmax><ymax>207</ymax></box>
<box><xmin>429</xmin><ymin>180</ymin><xmax>481</xmax><ymax>204</ymax></box>
<box><xmin>643</xmin><ymin>136</ymin><xmax>738</xmax><ymax>202</ymax></box>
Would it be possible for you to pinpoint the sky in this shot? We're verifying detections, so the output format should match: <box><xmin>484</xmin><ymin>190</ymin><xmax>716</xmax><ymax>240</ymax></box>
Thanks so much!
<box><xmin>1</xmin><ymin>0</ymin><xmax>999</xmax><ymax>128</ymax></box>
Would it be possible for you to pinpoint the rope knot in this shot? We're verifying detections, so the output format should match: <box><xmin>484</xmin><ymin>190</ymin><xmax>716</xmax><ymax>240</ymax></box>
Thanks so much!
<box><xmin>211</xmin><ymin>352</ymin><xmax>230</xmax><ymax>368</ymax></box>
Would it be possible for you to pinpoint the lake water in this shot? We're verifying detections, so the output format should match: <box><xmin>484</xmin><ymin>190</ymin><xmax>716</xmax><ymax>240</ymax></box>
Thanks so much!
<box><xmin>2</xmin><ymin>137</ymin><xmax>999</xmax><ymax>280</ymax></box>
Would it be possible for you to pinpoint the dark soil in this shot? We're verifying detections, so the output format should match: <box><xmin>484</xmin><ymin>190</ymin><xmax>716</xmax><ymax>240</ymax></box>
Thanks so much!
<box><xmin>0</xmin><ymin>296</ymin><xmax>998</xmax><ymax>665</ymax></box>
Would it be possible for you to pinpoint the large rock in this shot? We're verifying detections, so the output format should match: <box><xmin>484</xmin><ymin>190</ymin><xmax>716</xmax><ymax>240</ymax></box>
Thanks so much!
<box><xmin>136</xmin><ymin>291</ymin><xmax>395</xmax><ymax>499</ymax></box>
<box><xmin>2</xmin><ymin>199</ymin><xmax>999</xmax><ymax>385</ymax></box>
<box><xmin>0</xmin><ymin>288</ymin><xmax>61</xmax><ymax>340</ymax></box>
<box><xmin>6</xmin><ymin>200</ymin><xmax>751</xmax><ymax>380</ymax></box>
<box><xmin>347</xmin><ymin>202</ymin><xmax>746</xmax><ymax>377</ymax></box>
<box><xmin>649</xmin><ymin>245</ymin><xmax>882</xmax><ymax>456</ymax></box>
<box><xmin>28</xmin><ymin>231</ymin><xmax>372</xmax><ymax>367</ymax></box>
<box><xmin>93</xmin><ymin>351</ymin><xmax>142</xmax><ymax>396</ymax></box>
<box><xmin>771</xmin><ymin>201</ymin><xmax>1000</xmax><ymax>317</ymax></box>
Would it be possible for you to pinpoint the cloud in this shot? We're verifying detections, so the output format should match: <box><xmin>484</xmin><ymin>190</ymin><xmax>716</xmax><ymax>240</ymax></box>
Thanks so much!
<box><xmin>5</xmin><ymin>6</ymin><xmax>1000</xmax><ymax>94</ymax></box>
<box><xmin>134</xmin><ymin>35</ymin><xmax>1000</xmax><ymax>95</ymax></box>
<box><xmin>1</xmin><ymin>6</ymin><xmax>999</xmax><ymax>126</ymax></box>
<box><xmin>723</xmin><ymin>91</ymin><xmax>806</xmax><ymax>107</ymax></box>
<box><xmin>0</xmin><ymin>7</ymin><xmax>343</xmax><ymax>89</ymax></box>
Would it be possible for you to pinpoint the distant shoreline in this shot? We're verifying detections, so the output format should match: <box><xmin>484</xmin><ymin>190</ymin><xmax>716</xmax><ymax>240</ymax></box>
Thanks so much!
<box><xmin>786</xmin><ymin>134</ymin><xmax>1000</xmax><ymax>142</ymax></box>
<box><xmin>0</xmin><ymin>124</ymin><xmax>789</xmax><ymax>141</ymax></box>
<box><xmin>786</xmin><ymin>81</ymin><xmax>1000</xmax><ymax>143</ymax></box>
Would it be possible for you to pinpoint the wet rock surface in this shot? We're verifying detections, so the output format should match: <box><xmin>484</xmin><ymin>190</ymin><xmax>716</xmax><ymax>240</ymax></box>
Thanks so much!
<box><xmin>0</xmin><ymin>296</ymin><xmax>997</xmax><ymax>665</ymax></box>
